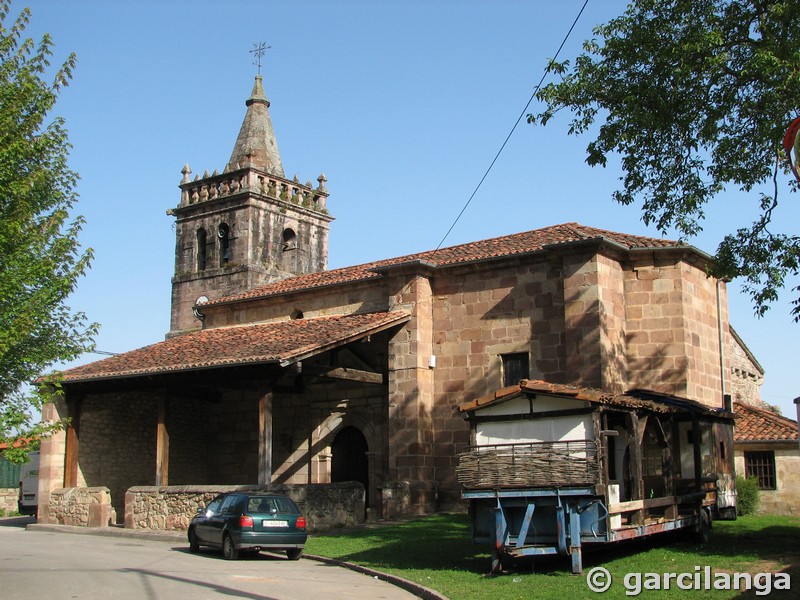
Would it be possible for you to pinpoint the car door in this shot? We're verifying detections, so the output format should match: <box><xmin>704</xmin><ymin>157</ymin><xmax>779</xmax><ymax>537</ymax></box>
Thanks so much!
<box><xmin>208</xmin><ymin>494</ymin><xmax>241</xmax><ymax>546</ymax></box>
<box><xmin>194</xmin><ymin>496</ymin><xmax>223</xmax><ymax>545</ymax></box>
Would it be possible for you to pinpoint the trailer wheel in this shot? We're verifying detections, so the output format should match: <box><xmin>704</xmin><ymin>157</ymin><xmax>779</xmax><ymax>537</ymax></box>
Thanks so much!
<box><xmin>694</xmin><ymin>509</ymin><xmax>712</xmax><ymax>544</ymax></box>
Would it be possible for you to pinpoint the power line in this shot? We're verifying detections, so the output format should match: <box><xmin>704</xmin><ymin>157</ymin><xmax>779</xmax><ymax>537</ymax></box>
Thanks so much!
<box><xmin>435</xmin><ymin>0</ymin><xmax>590</xmax><ymax>250</ymax></box>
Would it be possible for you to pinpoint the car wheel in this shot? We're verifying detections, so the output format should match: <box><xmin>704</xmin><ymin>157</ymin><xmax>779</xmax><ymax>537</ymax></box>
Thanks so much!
<box><xmin>188</xmin><ymin>527</ymin><xmax>200</xmax><ymax>553</ymax></box>
<box><xmin>286</xmin><ymin>548</ymin><xmax>303</xmax><ymax>561</ymax></box>
<box><xmin>223</xmin><ymin>533</ymin><xmax>239</xmax><ymax>560</ymax></box>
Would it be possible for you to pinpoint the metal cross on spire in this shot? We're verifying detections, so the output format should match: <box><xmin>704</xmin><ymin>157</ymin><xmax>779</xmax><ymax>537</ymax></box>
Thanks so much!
<box><xmin>250</xmin><ymin>42</ymin><xmax>271</xmax><ymax>74</ymax></box>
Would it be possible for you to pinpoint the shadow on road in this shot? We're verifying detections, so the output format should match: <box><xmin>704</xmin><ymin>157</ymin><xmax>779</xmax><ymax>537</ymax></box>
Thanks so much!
<box><xmin>0</xmin><ymin>516</ymin><xmax>35</xmax><ymax>529</ymax></box>
<box><xmin>170</xmin><ymin>546</ymin><xmax>298</xmax><ymax>562</ymax></box>
<box><xmin>120</xmin><ymin>568</ymin><xmax>281</xmax><ymax>600</ymax></box>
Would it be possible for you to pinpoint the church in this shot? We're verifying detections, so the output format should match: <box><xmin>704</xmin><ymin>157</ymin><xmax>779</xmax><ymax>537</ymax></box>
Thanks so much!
<box><xmin>36</xmin><ymin>74</ymin><xmax>762</xmax><ymax>524</ymax></box>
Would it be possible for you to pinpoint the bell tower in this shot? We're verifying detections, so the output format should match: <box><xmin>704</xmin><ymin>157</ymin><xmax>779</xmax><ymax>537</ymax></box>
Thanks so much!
<box><xmin>168</xmin><ymin>75</ymin><xmax>333</xmax><ymax>335</ymax></box>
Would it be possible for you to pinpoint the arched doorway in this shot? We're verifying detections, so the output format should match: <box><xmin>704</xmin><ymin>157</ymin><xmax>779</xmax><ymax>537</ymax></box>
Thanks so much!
<box><xmin>331</xmin><ymin>426</ymin><xmax>369</xmax><ymax>507</ymax></box>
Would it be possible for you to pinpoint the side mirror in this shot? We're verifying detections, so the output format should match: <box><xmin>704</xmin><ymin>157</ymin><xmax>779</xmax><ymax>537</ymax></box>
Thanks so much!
<box><xmin>196</xmin><ymin>506</ymin><xmax>204</xmax><ymax>515</ymax></box>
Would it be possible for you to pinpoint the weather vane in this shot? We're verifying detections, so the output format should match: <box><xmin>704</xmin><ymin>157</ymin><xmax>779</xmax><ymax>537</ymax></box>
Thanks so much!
<box><xmin>250</xmin><ymin>42</ymin><xmax>271</xmax><ymax>75</ymax></box>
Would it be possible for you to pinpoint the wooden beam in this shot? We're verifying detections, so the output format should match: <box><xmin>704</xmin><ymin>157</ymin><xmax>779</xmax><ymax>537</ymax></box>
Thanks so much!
<box><xmin>692</xmin><ymin>418</ymin><xmax>702</xmax><ymax>489</ymax></box>
<box><xmin>304</xmin><ymin>364</ymin><xmax>383</xmax><ymax>384</ymax></box>
<box><xmin>627</xmin><ymin>412</ymin><xmax>645</xmax><ymax>525</ymax></box>
<box><xmin>609</xmin><ymin>493</ymin><xmax>705</xmax><ymax>515</ymax></box>
<box><xmin>155</xmin><ymin>397</ymin><xmax>169</xmax><ymax>486</ymax></box>
<box><xmin>64</xmin><ymin>398</ymin><xmax>82</xmax><ymax>488</ymax></box>
<box><xmin>258</xmin><ymin>390</ymin><xmax>273</xmax><ymax>486</ymax></box>
<box><xmin>472</xmin><ymin>407</ymin><xmax>593</xmax><ymax>424</ymax></box>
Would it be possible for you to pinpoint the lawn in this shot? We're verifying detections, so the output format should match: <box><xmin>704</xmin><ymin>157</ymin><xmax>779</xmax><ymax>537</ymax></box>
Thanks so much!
<box><xmin>304</xmin><ymin>513</ymin><xmax>798</xmax><ymax>599</ymax></box>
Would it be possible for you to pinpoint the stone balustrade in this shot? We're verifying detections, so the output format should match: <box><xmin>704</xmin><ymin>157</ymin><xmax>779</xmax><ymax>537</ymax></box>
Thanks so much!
<box><xmin>178</xmin><ymin>164</ymin><xmax>328</xmax><ymax>213</ymax></box>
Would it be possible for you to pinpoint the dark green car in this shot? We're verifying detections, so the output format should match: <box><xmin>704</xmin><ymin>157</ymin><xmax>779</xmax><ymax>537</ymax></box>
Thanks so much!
<box><xmin>188</xmin><ymin>492</ymin><xmax>307</xmax><ymax>560</ymax></box>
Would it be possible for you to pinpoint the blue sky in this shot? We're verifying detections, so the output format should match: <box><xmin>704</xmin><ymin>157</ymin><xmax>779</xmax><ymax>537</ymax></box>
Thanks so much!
<box><xmin>15</xmin><ymin>0</ymin><xmax>799</xmax><ymax>416</ymax></box>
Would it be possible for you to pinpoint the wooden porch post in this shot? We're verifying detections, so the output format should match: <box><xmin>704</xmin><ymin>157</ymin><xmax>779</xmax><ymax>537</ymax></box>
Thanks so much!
<box><xmin>628</xmin><ymin>411</ymin><xmax>645</xmax><ymax>525</ymax></box>
<box><xmin>155</xmin><ymin>396</ymin><xmax>169</xmax><ymax>486</ymax></box>
<box><xmin>64</xmin><ymin>397</ymin><xmax>82</xmax><ymax>487</ymax></box>
<box><xmin>692</xmin><ymin>418</ymin><xmax>702</xmax><ymax>489</ymax></box>
<box><xmin>258</xmin><ymin>389</ymin><xmax>273</xmax><ymax>486</ymax></box>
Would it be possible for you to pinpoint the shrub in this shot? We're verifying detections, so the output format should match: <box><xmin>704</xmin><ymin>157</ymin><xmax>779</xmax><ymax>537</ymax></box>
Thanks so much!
<box><xmin>736</xmin><ymin>475</ymin><xmax>760</xmax><ymax>516</ymax></box>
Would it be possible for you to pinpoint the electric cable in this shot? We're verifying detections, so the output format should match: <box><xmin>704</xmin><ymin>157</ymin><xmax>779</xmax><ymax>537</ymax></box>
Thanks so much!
<box><xmin>435</xmin><ymin>0</ymin><xmax>590</xmax><ymax>250</ymax></box>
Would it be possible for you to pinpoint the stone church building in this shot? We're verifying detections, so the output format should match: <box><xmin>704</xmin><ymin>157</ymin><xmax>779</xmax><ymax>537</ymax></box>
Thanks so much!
<box><xmin>37</xmin><ymin>75</ymin><xmax>756</xmax><ymax>523</ymax></box>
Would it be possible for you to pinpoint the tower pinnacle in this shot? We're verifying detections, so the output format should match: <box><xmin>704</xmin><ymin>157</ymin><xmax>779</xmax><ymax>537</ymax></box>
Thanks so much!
<box><xmin>227</xmin><ymin>75</ymin><xmax>284</xmax><ymax>177</ymax></box>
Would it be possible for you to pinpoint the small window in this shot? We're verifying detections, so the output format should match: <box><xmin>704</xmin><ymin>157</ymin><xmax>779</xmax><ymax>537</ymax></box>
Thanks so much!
<box><xmin>196</xmin><ymin>228</ymin><xmax>207</xmax><ymax>271</ymax></box>
<box><xmin>744</xmin><ymin>450</ymin><xmax>776</xmax><ymax>490</ymax></box>
<box><xmin>219</xmin><ymin>494</ymin><xmax>241</xmax><ymax>515</ymax></box>
<box><xmin>501</xmin><ymin>352</ymin><xmax>529</xmax><ymax>387</ymax></box>
<box><xmin>204</xmin><ymin>496</ymin><xmax>223</xmax><ymax>517</ymax></box>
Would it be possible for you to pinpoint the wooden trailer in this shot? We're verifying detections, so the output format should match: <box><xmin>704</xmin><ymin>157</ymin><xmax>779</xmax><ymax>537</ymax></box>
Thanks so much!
<box><xmin>455</xmin><ymin>380</ymin><xmax>736</xmax><ymax>574</ymax></box>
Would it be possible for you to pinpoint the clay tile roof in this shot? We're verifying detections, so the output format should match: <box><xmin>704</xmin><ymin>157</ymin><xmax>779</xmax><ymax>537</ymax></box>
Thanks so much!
<box><xmin>211</xmin><ymin>222</ymin><xmax>685</xmax><ymax>306</ymax></box>
<box><xmin>457</xmin><ymin>379</ymin><xmax>724</xmax><ymax>416</ymax></box>
<box><xmin>59</xmin><ymin>311</ymin><xmax>409</xmax><ymax>383</ymax></box>
<box><xmin>733</xmin><ymin>401</ymin><xmax>799</xmax><ymax>443</ymax></box>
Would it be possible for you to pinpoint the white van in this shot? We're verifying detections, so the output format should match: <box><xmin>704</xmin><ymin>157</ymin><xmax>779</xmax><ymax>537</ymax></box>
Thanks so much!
<box><xmin>18</xmin><ymin>451</ymin><xmax>39</xmax><ymax>515</ymax></box>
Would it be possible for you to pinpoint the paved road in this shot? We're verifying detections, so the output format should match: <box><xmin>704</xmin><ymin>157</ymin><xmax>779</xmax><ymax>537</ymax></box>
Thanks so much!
<box><xmin>0</xmin><ymin>517</ymin><xmax>420</xmax><ymax>600</ymax></box>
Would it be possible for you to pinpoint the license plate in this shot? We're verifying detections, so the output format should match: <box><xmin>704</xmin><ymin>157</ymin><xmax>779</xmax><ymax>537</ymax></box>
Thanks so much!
<box><xmin>261</xmin><ymin>520</ymin><xmax>288</xmax><ymax>527</ymax></box>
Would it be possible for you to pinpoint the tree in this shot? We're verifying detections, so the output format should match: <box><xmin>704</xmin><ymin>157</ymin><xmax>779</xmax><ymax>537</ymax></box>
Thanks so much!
<box><xmin>0</xmin><ymin>1</ymin><xmax>97</xmax><ymax>462</ymax></box>
<box><xmin>532</xmin><ymin>0</ymin><xmax>800</xmax><ymax>320</ymax></box>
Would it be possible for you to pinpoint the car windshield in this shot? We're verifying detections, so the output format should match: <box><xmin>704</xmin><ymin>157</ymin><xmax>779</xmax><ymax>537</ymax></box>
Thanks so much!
<box><xmin>246</xmin><ymin>496</ymin><xmax>297</xmax><ymax>514</ymax></box>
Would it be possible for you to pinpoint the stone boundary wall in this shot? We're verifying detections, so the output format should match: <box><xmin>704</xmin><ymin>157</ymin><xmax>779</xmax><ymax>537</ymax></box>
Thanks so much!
<box><xmin>0</xmin><ymin>488</ymin><xmax>17</xmax><ymax>514</ymax></box>
<box><xmin>47</xmin><ymin>487</ymin><xmax>115</xmax><ymax>527</ymax></box>
<box><xmin>125</xmin><ymin>482</ymin><xmax>365</xmax><ymax>533</ymax></box>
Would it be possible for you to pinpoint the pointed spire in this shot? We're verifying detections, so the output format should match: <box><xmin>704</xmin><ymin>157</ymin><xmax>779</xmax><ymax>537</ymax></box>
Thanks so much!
<box><xmin>227</xmin><ymin>75</ymin><xmax>285</xmax><ymax>177</ymax></box>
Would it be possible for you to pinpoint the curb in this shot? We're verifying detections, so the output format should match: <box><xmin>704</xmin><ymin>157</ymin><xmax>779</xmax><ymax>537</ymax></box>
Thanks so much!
<box><xmin>27</xmin><ymin>523</ymin><xmax>186</xmax><ymax>543</ymax></box>
<box><xmin>24</xmin><ymin>523</ymin><xmax>448</xmax><ymax>600</ymax></box>
<box><xmin>303</xmin><ymin>554</ymin><xmax>449</xmax><ymax>600</ymax></box>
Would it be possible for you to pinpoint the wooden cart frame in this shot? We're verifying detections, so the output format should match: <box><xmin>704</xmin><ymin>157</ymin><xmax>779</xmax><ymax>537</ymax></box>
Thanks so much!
<box><xmin>456</xmin><ymin>380</ymin><xmax>736</xmax><ymax>574</ymax></box>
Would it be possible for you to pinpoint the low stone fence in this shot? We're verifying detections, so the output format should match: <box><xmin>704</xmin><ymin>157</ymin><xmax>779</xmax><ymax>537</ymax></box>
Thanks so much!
<box><xmin>125</xmin><ymin>482</ymin><xmax>365</xmax><ymax>533</ymax></box>
<box><xmin>0</xmin><ymin>488</ymin><xmax>17</xmax><ymax>514</ymax></box>
<box><xmin>47</xmin><ymin>487</ymin><xmax>115</xmax><ymax>526</ymax></box>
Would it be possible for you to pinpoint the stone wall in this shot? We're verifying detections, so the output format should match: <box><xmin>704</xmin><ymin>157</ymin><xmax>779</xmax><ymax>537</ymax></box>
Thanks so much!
<box><xmin>78</xmin><ymin>393</ymin><xmax>157</xmax><ymax>521</ymax></box>
<box><xmin>0</xmin><ymin>488</ymin><xmax>17</xmax><ymax>514</ymax></box>
<box><xmin>47</xmin><ymin>487</ymin><xmax>114</xmax><ymax>526</ymax></box>
<box><xmin>429</xmin><ymin>258</ymin><xmax>563</xmax><ymax>509</ymax></box>
<box><xmin>623</xmin><ymin>258</ymin><xmax>728</xmax><ymax>408</ymax></box>
<box><xmin>125</xmin><ymin>482</ymin><xmax>365</xmax><ymax>533</ymax></box>
<box><xmin>728</xmin><ymin>331</ymin><xmax>764</xmax><ymax>406</ymax></box>
<box><xmin>205</xmin><ymin>391</ymin><xmax>260</xmax><ymax>484</ymax></box>
<box><xmin>735</xmin><ymin>445</ymin><xmax>800</xmax><ymax>516</ymax></box>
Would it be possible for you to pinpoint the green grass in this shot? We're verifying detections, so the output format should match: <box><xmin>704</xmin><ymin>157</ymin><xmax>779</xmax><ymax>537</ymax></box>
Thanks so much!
<box><xmin>305</xmin><ymin>513</ymin><xmax>798</xmax><ymax>599</ymax></box>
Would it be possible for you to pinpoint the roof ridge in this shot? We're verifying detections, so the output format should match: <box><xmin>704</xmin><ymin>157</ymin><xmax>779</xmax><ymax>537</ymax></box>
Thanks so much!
<box><xmin>211</xmin><ymin>222</ymin><xmax>687</xmax><ymax>307</ymax></box>
<box><xmin>734</xmin><ymin>400</ymin><xmax>797</xmax><ymax>426</ymax></box>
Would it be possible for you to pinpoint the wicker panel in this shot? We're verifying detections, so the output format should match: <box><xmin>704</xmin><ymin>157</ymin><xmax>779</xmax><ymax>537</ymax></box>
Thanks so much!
<box><xmin>456</xmin><ymin>440</ymin><xmax>600</xmax><ymax>489</ymax></box>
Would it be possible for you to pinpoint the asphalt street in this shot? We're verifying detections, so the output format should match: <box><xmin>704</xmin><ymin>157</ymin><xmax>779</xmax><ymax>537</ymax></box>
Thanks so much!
<box><xmin>0</xmin><ymin>517</ymin><xmax>422</xmax><ymax>600</ymax></box>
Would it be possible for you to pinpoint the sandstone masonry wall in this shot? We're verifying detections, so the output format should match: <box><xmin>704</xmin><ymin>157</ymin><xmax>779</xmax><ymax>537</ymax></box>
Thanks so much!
<box><xmin>0</xmin><ymin>488</ymin><xmax>17</xmax><ymax>514</ymax></box>
<box><xmin>429</xmin><ymin>258</ymin><xmax>565</xmax><ymax>509</ymax></box>
<box><xmin>48</xmin><ymin>487</ymin><xmax>114</xmax><ymax>526</ymax></box>
<box><xmin>735</xmin><ymin>446</ymin><xmax>800</xmax><ymax>515</ymax></box>
<box><xmin>623</xmin><ymin>258</ymin><xmax>728</xmax><ymax>408</ymax></box>
<box><xmin>728</xmin><ymin>334</ymin><xmax>764</xmax><ymax>406</ymax></box>
<box><xmin>78</xmin><ymin>393</ymin><xmax>157</xmax><ymax>521</ymax></box>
